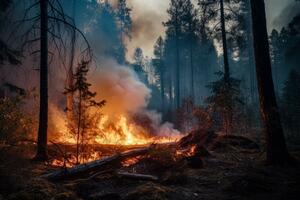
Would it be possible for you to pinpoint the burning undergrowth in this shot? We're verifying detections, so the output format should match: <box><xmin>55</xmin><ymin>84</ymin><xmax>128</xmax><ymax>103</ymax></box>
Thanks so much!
<box><xmin>47</xmin><ymin>59</ymin><xmax>182</xmax><ymax>167</ymax></box>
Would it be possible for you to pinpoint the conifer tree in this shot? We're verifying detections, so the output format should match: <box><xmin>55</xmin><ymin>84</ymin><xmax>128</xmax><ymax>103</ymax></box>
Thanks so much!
<box><xmin>65</xmin><ymin>60</ymin><xmax>105</xmax><ymax>164</ymax></box>
<box><xmin>153</xmin><ymin>36</ymin><xmax>165</xmax><ymax>112</ymax></box>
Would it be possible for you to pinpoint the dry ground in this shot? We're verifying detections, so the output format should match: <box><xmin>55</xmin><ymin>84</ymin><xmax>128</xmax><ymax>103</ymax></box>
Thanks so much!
<box><xmin>0</xmin><ymin>137</ymin><xmax>300</xmax><ymax>200</ymax></box>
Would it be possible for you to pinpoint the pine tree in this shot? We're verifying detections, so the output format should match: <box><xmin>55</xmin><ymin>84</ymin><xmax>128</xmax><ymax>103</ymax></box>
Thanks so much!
<box><xmin>182</xmin><ymin>0</ymin><xmax>198</xmax><ymax>101</ymax></box>
<box><xmin>153</xmin><ymin>36</ymin><xmax>165</xmax><ymax>112</ymax></box>
<box><xmin>132</xmin><ymin>47</ymin><xmax>148</xmax><ymax>85</ymax></box>
<box><xmin>17</xmin><ymin>0</ymin><xmax>92</xmax><ymax>161</ymax></box>
<box><xmin>198</xmin><ymin>0</ymin><xmax>242</xmax><ymax>133</ymax></box>
<box><xmin>164</xmin><ymin>0</ymin><xmax>186</xmax><ymax>109</ymax></box>
<box><xmin>65</xmin><ymin>60</ymin><xmax>105</xmax><ymax>164</ymax></box>
<box><xmin>206</xmin><ymin>72</ymin><xmax>243</xmax><ymax>134</ymax></box>
<box><xmin>116</xmin><ymin>0</ymin><xmax>132</xmax><ymax>64</ymax></box>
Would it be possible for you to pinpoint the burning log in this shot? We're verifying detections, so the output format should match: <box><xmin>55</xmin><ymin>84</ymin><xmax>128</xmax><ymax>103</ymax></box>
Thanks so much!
<box><xmin>42</xmin><ymin>146</ymin><xmax>153</xmax><ymax>180</ymax></box>
<box><xmin>117</xmin><ymin>171</ymin><xmax>159</xmax><ymax>181</ymax></box>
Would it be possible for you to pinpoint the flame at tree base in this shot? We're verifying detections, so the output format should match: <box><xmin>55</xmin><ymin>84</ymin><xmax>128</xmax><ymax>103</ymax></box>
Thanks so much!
<box><xmin>49</xmin><ymin>106</ymin><xmax>182</xmax><ymax>167</ymax></box>
<box><xmin>51</xmin><ymin>110</ymin><xmax>182</xmax><ymax>146</ymax></box>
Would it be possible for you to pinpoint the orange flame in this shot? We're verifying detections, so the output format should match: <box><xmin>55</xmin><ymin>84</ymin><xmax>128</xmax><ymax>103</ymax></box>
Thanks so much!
<box><xmin>52</xmin><ymin>112</ymin><xmax>181</xmax><ymax>146</ymax></box>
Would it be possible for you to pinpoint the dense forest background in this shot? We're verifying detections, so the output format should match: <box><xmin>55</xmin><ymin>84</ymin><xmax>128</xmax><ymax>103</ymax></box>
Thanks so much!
<box><xmin>1</xmin><ymin>0</ymin><xmax>300</xmax><ymax>147</ymax></box>
<box><xmin>1</xmin><ymin>1</ymin><xmax>300</xmax><ymax>199</ymax></box>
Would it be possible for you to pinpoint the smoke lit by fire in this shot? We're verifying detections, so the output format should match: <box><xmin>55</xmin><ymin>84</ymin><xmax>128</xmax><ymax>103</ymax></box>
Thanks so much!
<box><xmin>49</xmin><ymin>59</ymin><xmax>182</xmax><ymax>147</ymax></box>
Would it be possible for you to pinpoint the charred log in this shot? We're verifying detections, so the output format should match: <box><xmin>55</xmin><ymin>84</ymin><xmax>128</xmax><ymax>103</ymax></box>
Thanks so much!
<box><xmin>42</xmin><ymin>146</ymin><xmax>153</xmax><ymax>181</ymax></box>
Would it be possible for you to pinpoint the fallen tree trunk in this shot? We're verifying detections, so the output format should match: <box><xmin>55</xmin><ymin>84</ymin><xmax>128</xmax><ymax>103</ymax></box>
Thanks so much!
<box><xmin>117</xmin><ymin>171</ymin><xmax>158</xmax><ymax>181</ymax></box>
<box><xmin>42</xmin><ymin>146</ymin><xmax>153</xmax><ymax>180</ymax></box>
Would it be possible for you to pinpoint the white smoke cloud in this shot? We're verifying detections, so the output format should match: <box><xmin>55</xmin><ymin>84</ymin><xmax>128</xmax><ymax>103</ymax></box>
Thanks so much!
<box><xmin>90</xmin><ymin>59</ymin><xmax>151</xmax><ymax>115</ymax></box>
<box><xmin>89</xmin><ymin>58</ymin><xmax>180</xmax><ymax>137</ymax></box>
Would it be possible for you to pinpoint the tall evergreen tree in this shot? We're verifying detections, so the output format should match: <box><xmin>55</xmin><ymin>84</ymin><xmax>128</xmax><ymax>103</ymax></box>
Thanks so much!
<box><xmin>164</xmin><ymin>0</ymin><xmax>181</xmax><ymax>109</ymax></box>
<box><xmin>65</xmin><ymin>60</ymin><xmax>105</xmax><ymax>164</ymax></box>
<box><xmin>116</xmin><ymin>0</ymin><xmax>132</xmax><ymax>64</ymax></box>
<box><xmin>182</xmin><ymin>0</ymin><xmax>198</xmax><ymax>101</ymax></box>
<box><xmin>132</xmin><ymin>47</ymin><xmax>148</xmax><ymax>85</ymax></box>
<box><xmin>198</xmin><ymin>0</ymin><xmax>242</xmax><ymax>133</ymax></box>
<box><xmin>153</xmin><ymin>36</ymin><xmax>165</xmax><ymax>112</ymax></box>
<box><xmin>18</xmin><ymin>0</ymin><xmax>91</xmax><ymax>161</ymax></box>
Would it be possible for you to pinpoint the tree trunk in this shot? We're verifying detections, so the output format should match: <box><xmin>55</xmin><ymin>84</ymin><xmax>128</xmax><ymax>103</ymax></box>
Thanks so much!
<box><xmin>220</xmin><ymin>0</ymin><xmax>232</xmax><ymax>134</ymax></box>
<box><xmin>189</xmin><ymin>25</ymin><xmax>195</xmax><ymax>101</ymax></box>
<box><xmin>160</xmin><ymin>65</ymin><xmax>165</xmax><ymax>113</ymax></box>
<box><xmin>250</xmin><ymin>0</ymin><xmax>291</xmax><ymax>165</ymax></box>
<box><xmin>175</xmin><ymin>7</ymin><xmax>180</xmax><ymax>109</ymax></box>
<box><xmin>245</xmin><ymin>0</ymin><xmax>257</xmax><ymax>104</ymax></box>
<box><xmin>76</xmin><ymin>90</ymin><xmax>82</xmax><ymax>164</ymax></box>
<box><xmin>66</xmin><ymin>0</ymin><xmax>76</xmax><ymax>125</ymax></box>
<box><xmin>220</xmin><ymin>0</ymin><xmax>229</xmax><ymax>82</ymax></box>
<box><xmin>41</xmin><ymin>146</ymin><xmax>153</xmax><ymax>180</ymax></box>
<box><xmin>34</xmin><ymin>0</ymin><xmax>48</xmax><ymax>161</ymax></box>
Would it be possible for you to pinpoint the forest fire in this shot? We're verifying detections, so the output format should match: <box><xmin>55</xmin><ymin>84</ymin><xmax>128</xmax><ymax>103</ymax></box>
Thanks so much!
<box><xmin>53</xmin><ymin>113</ymin><xmax>182</xmax><ymax>146</ymax></box>
<box><xmin>49</xmin><ymin>109</ymin><xmax>182</xmax><ymax>167</ymax></box>
<box><xmin>2</xmin><ymin>0</ymin><xmax>300</xmax><ymax>199</ymax></box>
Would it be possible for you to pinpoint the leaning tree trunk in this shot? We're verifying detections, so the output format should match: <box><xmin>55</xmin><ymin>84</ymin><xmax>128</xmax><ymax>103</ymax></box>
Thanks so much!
<box><xmin>35</xmin><ymin>0</ymin><xmax>48</xmax><ymax>161</ymax></box>
<box><xmin>250</xmin><ymin>0</ymin><xmax>291</xmax><ymax>165</ymax></box>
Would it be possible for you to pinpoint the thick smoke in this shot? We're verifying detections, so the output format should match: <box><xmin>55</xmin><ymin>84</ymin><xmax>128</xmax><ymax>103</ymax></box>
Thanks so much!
<box><xmin>89</xmin><ymin>59</ymin><xmax>180</xmax><ymax>137</ymax></box>
<box><xmin>90</xmin><ymin>59</ymin><xmax>151</xmax><ymax>115</ymax></box>
<box><xmin>106</xmin><ymin>0</ymin><xmax>169</xmax><ymax>60</ymax></box>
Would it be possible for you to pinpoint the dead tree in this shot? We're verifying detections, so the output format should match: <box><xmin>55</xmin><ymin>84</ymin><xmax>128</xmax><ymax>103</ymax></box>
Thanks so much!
<box><xmin>18</xmin><ymin>0</ymin><xmax>91</xmax><ymax>161</ymax></box>
<box><xmin>250</xmin><ymin>0</ymin><xmax>291</xmax><ymax>165</ymax></box>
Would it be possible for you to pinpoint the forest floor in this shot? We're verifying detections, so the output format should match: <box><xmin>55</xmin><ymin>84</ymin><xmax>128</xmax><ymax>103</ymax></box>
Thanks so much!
<box><xmin>1</xmin><ymin>132</ymin><xmax>300</xmax><ymax>200</ymax></box>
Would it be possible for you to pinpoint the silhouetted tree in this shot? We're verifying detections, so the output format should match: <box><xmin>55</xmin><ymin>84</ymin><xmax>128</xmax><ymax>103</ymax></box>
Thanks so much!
<box><xmin>164</xmin><ymin>0</ymin><xmax>186</xmax><ymax>109</ymax></box>
<box><xmin>153</xmin><ymin>36</ymin><xmax>165</xmax><ymax>112</ymax></box>
<box><xmin>182</xmin><ymin>0</ymin><xmax>198</xmax><ymax>101</ymax></box>
<box><xmin>19</xmin><ymin>0</ymin><xmax>91</xmax><ymax>161</ymax></box>
<box><xmin>65</xmin><ymin>60</ymin><xmax>105</xmax><ymax>164</ymax></box>
<box><xmin>132</xmin><ymin>47</ymin><xmax>148</xmax><ymax>85</ymax></box>
<box><xmin>206</xmin><ymin>72</ymin><xmax>243</xmax><ymax>134</ymax></box>
<box><xmin>250</xmin><ymin>0</ymin><xmax>291</xmax><ymax>165</ymax></box>
<box><xmin>35</xmin><ymin>0</ymin><xmax>49</xmax><ymax>161</ymax></box>
<box><xmin>116</xmin><ymin>0</ymin><xmax>132</xmax><ymax>64</ymax></box>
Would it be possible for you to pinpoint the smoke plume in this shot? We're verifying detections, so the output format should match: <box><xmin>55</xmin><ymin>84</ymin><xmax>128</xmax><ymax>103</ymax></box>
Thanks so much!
<box><xmin>90</xmin><ymin>59</ymin><xmax>151</xmax><ymax>115</ymax></box>
<box><xmin>89</xmin><ymin>59</ymin><xmax>180</xmax><ymax>137</ymax></box>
